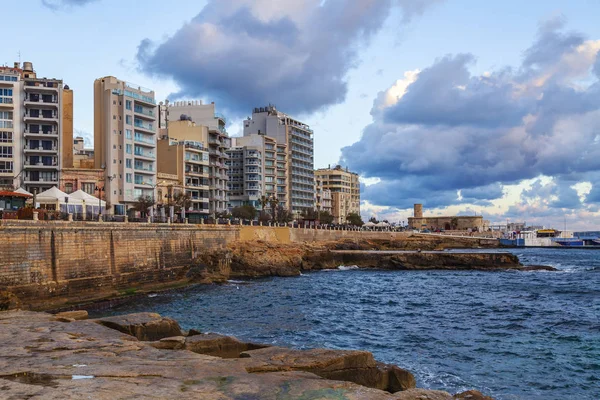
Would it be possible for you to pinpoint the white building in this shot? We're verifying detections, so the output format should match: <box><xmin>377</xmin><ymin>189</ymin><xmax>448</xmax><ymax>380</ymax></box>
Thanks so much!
<box><xmin>243</xmin><ymin>105</ymin><xmax>314</xmax><ymax>217</ymax></box>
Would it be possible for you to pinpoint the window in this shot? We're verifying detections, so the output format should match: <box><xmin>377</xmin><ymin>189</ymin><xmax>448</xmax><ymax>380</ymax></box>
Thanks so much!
<box><xmin>113</xmin><ymin>144</ymin><xmax>116</xmax><ymax>149</ymax></box>
<box><xmin>125</xmin><ymin>115</ymin><xmax>132</xmax><ymax>125</ymax></box>
<box><xmin>0</xmin><ymin>146</ymin><xmax>12</xmax><ymax>158</ymax></box>
<box><xmin>80</xmin><ymin>183</ymin><xmax>95</xmax><ymax>195</ymax></box>
<box><xmin>64</xmin><ymin>183</ymin><xmax>73</xmax><ymax>194</ymax></box>
<box><xmin>0</xmin><ymin>132</ymin><xmax>12</xmax><ymax>142</ymax></box>
<box><xmin>125</xmin><ymin>100</ymin><xmax>132</xmax><ymax>110</ymax></box>
<box><xmin>126</xmin><ymin>144</ymin><xmax>132</xmax><ymax>154</ymax></box>
<box><xmin>113</xmin><ymin>100</ymin><xmax>116</xmax><ymax>105</ymax></box>
<box><xmin>125</xmin><ymin>129</ymin><xmax>132</xmax><ymax>139</ymax></box>
<box><xmin>126</xmin><ymin>173</ymin><xmax>132</xmax><ymax>183</ymax></box>
<box><xmin>113</xmin><ymin>159</ymin><xmax>116</xmax><ymax>164</ymax></box>
<box><xmin>113</xmin><ymin>115</ymin><xmax>116</xmax><ymax>120</ymax></box>
<box><xmin>0</xmin><ymin>161</ymin><xmax>12</xmax><ymax>173</ymax></box>
<box><xmin>126</xmin><ymin>158</ymin><xmax>132</xmax><ymax>168</ymax></box>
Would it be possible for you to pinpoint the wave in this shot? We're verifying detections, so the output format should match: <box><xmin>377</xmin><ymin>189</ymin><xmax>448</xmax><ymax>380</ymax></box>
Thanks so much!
<box><xmin>338</xmin><ymin>265</ymin><xmax>360</xmax><ymax>271</ymax></box>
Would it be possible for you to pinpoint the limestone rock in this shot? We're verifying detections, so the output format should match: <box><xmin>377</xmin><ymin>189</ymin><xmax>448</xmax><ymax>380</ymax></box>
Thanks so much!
<box><xmin>184</xmin><ymin>333</ymin><xmax>268</xmax><ymax>358</ymax></box>
<box><xmin>393</xmin><ymin>388</ymin><xmax>453</xmax><ymax>399</ymax></box>
<box><xmin>454</xmin><ymin>390</ymin><xmax>494</xmax><ymax>399</ymax></box>
<box><xmin>239</xmin><ymin>346</ymin><xmax>416</xmax><ymax>393</ymax></box>
<box><xmin>150</xmin><ymin>336</ymin><xmax>187</xmax><ymax>350</ymax></box>
<box><xmin>0</xmin><ymin>290</ymin><xmax>21</xmax><ymax>311</ymax></box>
<box><xmin>93</xmin><ymin>312</ymin><xmax>183</xmax><ymax>341</ymax></box>
<box><xmin>56</xmin><ymin>310</ymin><xmax>89</xmax><ymax>320</ymax></box>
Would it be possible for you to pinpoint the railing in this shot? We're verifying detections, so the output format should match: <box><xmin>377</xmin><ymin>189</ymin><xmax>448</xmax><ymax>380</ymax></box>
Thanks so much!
<box><xmin>134</xmin><ymin>121</ymin><xmax>155</xmax><ymax>132</ymax></box>
<box><xmin>134</xmin><ymin>106</ymin><xmax>155</xmax><ymax>117</ymax></box>
<box><xmin>134</xmin><ymin>150</ymin><xmax>155</xmax><ymax>159</ymax></box>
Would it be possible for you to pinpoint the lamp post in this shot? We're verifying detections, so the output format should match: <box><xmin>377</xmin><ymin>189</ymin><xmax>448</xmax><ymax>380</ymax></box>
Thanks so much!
<box><xmin>94</xmin><ymin>185</ymin><xmax>104</xmax><ymax>221</ymax></box>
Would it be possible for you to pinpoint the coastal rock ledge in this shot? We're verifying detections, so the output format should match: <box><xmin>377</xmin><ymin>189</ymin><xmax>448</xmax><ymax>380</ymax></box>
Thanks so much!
<box><xmin>0</xmin><ymin>310</ymin><xmax>494</xmax><ymax>399</ymax></box>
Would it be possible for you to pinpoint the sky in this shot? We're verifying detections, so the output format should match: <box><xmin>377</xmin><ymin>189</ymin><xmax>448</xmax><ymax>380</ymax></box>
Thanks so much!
<box><xmin>5</xmin><ymin>0</ymin><xmax>600</xmax><ymax>230</ymax></box>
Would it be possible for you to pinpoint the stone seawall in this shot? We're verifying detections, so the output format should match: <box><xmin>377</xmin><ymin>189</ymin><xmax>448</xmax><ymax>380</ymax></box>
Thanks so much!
<box><xmin>0</xmin><ymin>221</ymin><xmax>238</xmax><ymax>309</ymax></box>
<box><xmin>0</xmin><ymin>222</ymin><xmax>502</xmax><ymax>310</ymax></box>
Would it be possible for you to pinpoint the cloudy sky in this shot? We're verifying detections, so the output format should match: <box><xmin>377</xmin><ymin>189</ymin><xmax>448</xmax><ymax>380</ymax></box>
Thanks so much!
<box><xmin>5</xmin><ymin>0</ymin><xmax>600</xmax><ymax>229</ymax></box>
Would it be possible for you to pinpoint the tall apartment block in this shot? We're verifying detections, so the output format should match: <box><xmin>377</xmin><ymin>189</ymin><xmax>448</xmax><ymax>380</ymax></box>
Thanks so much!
<box><xmin>157</xmin><ymin>118</ymin><xmax>210</xmax><ymax>214</ymax></box>
<box><xmin>0</xmin><ymin>62</ymin><xmax>72</xmax><ymax>194</ymax></box>
<box><xmin>243</xmin><ymin>105</ymin><xmax>314</xmax><ymax>216</ymax></box>
<box><xmin>226</xmin><ymin>135</ymin><xmax>287</xmax><ymax>210</ymax></box>
<box><xmin>314</xmin><ymin>165</ymin><xmax>360</xmax><ymax>224</ymax></box>
<box><xmin>94</xmin><ymin>77</ymin><xmax>157</xmax><ymax>215</ymax></box>
<box><xmin>158</xmin><ymin>100</ymin><xmax>230</xmax><ymax>215</ymax></box>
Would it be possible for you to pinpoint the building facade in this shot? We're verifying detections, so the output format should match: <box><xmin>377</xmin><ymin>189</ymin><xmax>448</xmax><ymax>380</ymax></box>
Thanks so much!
<box><xmin>314</xmin><ymin>165</ymin><xmax>360</xmax><ymax>224</ymax></box>
<box><xmin>158</xmin><ymin>100</ymin><xmax>230</xmax><ymax>216</ymax></box>
<box><xmin>226</xmin><ymin>135</ymin><xmax>287</xmax><ymax>211</ymax></box>
<box><xmin>0</xmin><ymin>62</ymin><xmax>72</xmax><ymax>194</ymax></box>
<box><xmin>315</xmin><ymin>175</ymin><xmax>332</xmax><ymax>216</ymax></box>
<box><xmin>157</xmin><ymin>119</ymin><xmax>210</xmax><ymax>215</ymax></box>
<box><xmin>243</xmin><ymin>105</ymin><xmax>314</xmax><ymax>217</ymax></box>
<box><xmin>94</xmin><ymin>76</ymin><xmax>157</xmax><ymax>215</ymax></box>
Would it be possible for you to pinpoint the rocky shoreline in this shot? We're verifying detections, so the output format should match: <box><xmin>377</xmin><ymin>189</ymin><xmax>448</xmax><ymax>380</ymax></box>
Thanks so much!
<box><xmin>0</xmin><ymin>310</ymin><xmax>494</xmax><ymax>399</ymax></box>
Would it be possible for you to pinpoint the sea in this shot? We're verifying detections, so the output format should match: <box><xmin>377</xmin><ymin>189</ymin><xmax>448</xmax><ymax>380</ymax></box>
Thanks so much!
<box><xmin>90</xmin><ymin>248</ymin><xmax>600</xmax><ymax>400</ymax></box>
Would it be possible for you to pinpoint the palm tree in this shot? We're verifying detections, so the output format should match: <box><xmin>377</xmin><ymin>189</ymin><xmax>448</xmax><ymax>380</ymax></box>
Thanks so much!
<box><xmin>268</xmin><ymin>196</ymin><xmax>279</xmax><ymax>219</ymax></box>
<box><xmin>259</xmin><ymin>195</ymin><xmax>269</xmax><ymax>220</ymax></box>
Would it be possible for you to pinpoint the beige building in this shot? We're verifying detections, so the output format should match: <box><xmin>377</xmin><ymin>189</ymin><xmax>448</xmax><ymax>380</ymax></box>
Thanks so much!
<box><xmin>226</xmin><ymin>135</ymin><xmax>287</xmax><ymax>211</ymax></box>
<box><xmin>408</xmin><ymin>204</ymin><xmax>490</xmax><ymax>231</ymax></box>
<box><xmin>315</xmin><ymin>165</ymin><xmax>360</xmax><ymax>225</ymax></box>
<box><xmin>157</xmin><ymin>119</ymin><xmax>210</xmax><ymax>215</ymax></box>
<box><xmin>94</xmin><ymin>77</ymin><xmax>157</xmax><ymax>215</ymax></box>
<box><xmin>0</xmin><ymin>62</ymin><xmax>72</xmax><ymax>194</ymax></box>
<box><xmin>158</xmin><ymin>100</ymin><xmax>230</xmax><ymax>216</ymax></box>
<box><xmin>156</xmin><ymin>172</ymin><xmax>184</xmax><ymax>208</ymax></box>
<box><xmin>243</xmin><ymin>105</ymin><xmax>314</xmax><ymax>217</ymax></box>
<box><xmin>315</xmin><ymin>175</ymin><xmax>332</xmax><ymax>216</ymax></box>
<box><xmin>73</xmin><ymin>136</ymin><xmax>94</xmax><ymax>168</ymax></box>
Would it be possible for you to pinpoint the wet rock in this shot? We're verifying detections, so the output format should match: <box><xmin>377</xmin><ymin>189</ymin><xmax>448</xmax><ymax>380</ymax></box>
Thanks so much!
<box><xmin>239</xmin><ymin>346</ymin><xmax>416</xmax><ymax>393</ymax></box>
<box><xmin>56</xmin><ymin>310</ymin><xmax>88</xmax><ymax>321</ymax></box>
<box><xmin>184</xmin><ymin>333</ymin><xmax>268</xmax><ymax>358</ymax></box>
<box><xmin>392</xmin><ymin>388</ymin><xmax>453</xmax><ymax>399</ymax></box>
<box><xmin>92</xmin><ymin>312</ymin><xmax>183</xmax><ymax>341</ymax></box>
<box><xmin>454</xmin><ymin>390</ymin><xmax>494</xmax><ymax>399</ymax></box>
<box><xmin>518</xmin><ymin>265</ymin><xmax>558</xmax><ymax>272</ymax></box>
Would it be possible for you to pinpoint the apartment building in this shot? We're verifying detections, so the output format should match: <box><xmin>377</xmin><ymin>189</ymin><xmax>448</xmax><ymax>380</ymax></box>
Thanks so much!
<box><xmin>315</xmin><ymin>165</ymin><xmax>360</xmax><ymax>224</ymax></box>
<box><xmin>243</xmin><ymin>105</ymin><xmax>314</xmax><ymax>217</ymax></box>
<box><xmin>94</xmin><ymin>76</ymin><xmax>157</xmax><ymax>215</ymax></box>
<box><xmin>315</xmin><ymin>175</ymin><xmax>332</xmax><ymax>216</ymax></box>
<box><xmin>226</xmin><ymin>135</ymin><xmax>287</xmax><ymax>210</ymax></box>
<box><xmin>157</xmin><ymin>118</ymin><xmax>210</xmax><ymax>215</ymax></box>
<box><xmin>158</xmin><ymin>100</ymin><xmax>230</xmax><ymax>215</ymax></box>
<box><xmin>0</xmin><ymin>62</ymin><xmax>72</xmax><ymax>194</ymax></box>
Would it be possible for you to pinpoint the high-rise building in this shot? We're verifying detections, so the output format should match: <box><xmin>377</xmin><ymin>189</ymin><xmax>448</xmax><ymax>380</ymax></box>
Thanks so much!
<box><xmin>158</xmin><ymin>100</ymin><xmax>230</xmax><ymax>216</ymax></box>
<box><xmin>157</xmin><ymin>118</ymin><xmax>210</xmax><ymax>215</ymax></box>
<box><xmin>94</xmin><ymin>76</ymin><xmax>157</xmax><ymax>215</ymax></box>
<box><xmin>315</xmin><ymin>165</ymin><xmax>360</xmax><ymax>225</ymax></box>
<box><xmin>226</xmin><ymin>135</ymin><xmax>287</xmax><ymax>210</ymax></box>
<box><xmin>0</xmin><ymin>62</ymin><xmax>72</xmax><ymax>194</ymax></box>
<box><xmin>243</xmin><ymin>105</ymin><xmax>314</xmax><ymax>217</ymax></box>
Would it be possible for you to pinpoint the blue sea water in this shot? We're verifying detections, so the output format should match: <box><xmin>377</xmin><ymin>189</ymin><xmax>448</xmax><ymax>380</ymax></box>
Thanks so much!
<box><xmin>92</xmin><ymin>248</ymin><xmax>600</xmax><ymax>400</ymax></box>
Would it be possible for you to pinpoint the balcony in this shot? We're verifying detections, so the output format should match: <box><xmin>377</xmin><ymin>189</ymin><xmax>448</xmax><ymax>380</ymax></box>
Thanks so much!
<box><xmin>134</xmin><ymin>134</ymin><xmax>155</xmax><ymax>147</ymax></box>
<box><xmin>24</xmin><ymin>177</ymin><xmax>59</xmax><ymax>185</ymax></box>
<box><xmin>24</xmin><ymin>145</ymin><xmax>58</xmax><ymax>154</ymax></box>
<box><xmin>134</xmin><ymin>106</ymin><xmax>156</xmax><ymax>120</ymax></box>
<box><xmin>24</xmin><ymin>129</ymin><xmax>58</xmax><ymax>138</ymax></box>
<box><xmin>24</xmin><ymin>112</ymin><xmax>58</xmax><ymax>123</ymax></box>
<box><xmin>0</xmin><ymin>98</ymin><xmax>13</xmax><ymax>108</ymax></box>
<box><xmin>24</xmin><ymin>81</ymin><xmax>60</xmax><ymax>92</ymax></box>
<box><xmin>24</xmin><ymin>96</ymin><xmax>58</xmax><ymax>107</ymax></box>
<box><xmin>134</xmin><ymin>149</ymin><xmax>155</xmax><ymax>160</ymax></box>
<box><xmin>134</xmin><ymin>164</ymin><xmax>154</xmax><ymax>175</ymax></box>
<box><xmin>134</xmin><ymin>120</ymin><xmax>155</xmax><ymax>133</ymax></box>
<box><xmin>24</xmin><ymin>160</ymin><xmax>58</xmax><ymax>169</ymax></box>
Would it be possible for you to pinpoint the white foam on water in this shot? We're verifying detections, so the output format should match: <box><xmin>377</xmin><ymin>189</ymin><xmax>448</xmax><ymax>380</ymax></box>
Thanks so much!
<box><xmin>338</xmin><ymin>265</ymin><xmax>360</xmax><ymax>271</ymax></box>
<box><xmin>72</xmin><ymin>375</ymin><xmax>94</xmax><ymax>380</ymax></box>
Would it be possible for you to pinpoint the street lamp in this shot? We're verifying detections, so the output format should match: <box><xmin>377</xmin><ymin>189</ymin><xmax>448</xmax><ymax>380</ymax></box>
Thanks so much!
<box><xmin>94</xmin><ymin>185</ymin><xmax>104</xmax><ymax>221</ymax></box>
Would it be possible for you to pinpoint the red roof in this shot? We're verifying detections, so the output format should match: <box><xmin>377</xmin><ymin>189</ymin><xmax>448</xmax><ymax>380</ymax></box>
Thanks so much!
<box><xmin>0</xmin><ymin>191</ymin><xmax>32</xmax><ymax>198</ymax></box>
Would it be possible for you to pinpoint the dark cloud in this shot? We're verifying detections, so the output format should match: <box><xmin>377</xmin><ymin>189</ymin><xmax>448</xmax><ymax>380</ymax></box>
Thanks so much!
<box><xmin>42</xmin><ymin>0</ymin><xmax>97</xmax><ymax>10</ymax></box>
<box><xmin>383</xmin><ymin>54</ymin><xmax>532</xmax><ymax>127</ymax></box>
<box><xmin>341</xmin><ymin>19</ymin><xmax>600</xmax><ymax>215</ymax></box>
<box><xmin>136</xmin><ymin>0</ymin><xmax>441</xmax><ymax>115</ymax></box>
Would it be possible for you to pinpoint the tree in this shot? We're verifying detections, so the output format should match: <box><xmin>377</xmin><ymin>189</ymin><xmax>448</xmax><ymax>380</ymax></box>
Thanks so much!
<box><xmin>275</xmin><ymin>205</ymin><xmax>293</xmax><ymax>223</ymax></box>
<box><xmin>319</xmin><ymin>210</ymin><xmax>334</xmax><ymax>225</ymax></box>
<box><xmin>133</xmin><ymin>195</ymin><xmax>155</xmax><ymax>217</ymax></box>
<box><xmin>300</xmin><ymin>208</ymin><xmax>319</xmax><ymax>220</ymax></box>
<box><xmin>258</xmin><ymin>212</ymin><xmax>272</xmax><ymax>223</ymax></box>
<box><xmin>231</xmin><ymin>205</ymin><xmax>256</xmax><ymax>220</ymax></box>
<box><xmin>269</xmin><ymin>196</ymin><xmax>279</xmax><ymax>219</ymax></box>
<box><xmin>347</xmin><ymin>212</ymin><xmax>364</xmax><ymax>227</ymax></box>
<box><xmin>369</xmin><ymin>216</ymin><xmax>379</xmax><ymax>224</ymax></box>
<box><xmin>172</xmin><ymin>192</ymin><xmax>192</xmax><ymax>212</ymax></box>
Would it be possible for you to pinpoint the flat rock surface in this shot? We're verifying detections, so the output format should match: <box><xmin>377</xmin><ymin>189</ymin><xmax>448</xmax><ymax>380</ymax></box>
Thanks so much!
<box><xmin>0</xmin><ymin>311</ymin><xmax>493</xmax><ymax>399</ymax></box>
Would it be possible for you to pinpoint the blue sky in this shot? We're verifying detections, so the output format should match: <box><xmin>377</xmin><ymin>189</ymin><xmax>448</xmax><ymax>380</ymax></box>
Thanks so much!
<box><xmin>5</xmin><ymin>0</ymin><xmax>600</xmax><ymax>229</ymax></box>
